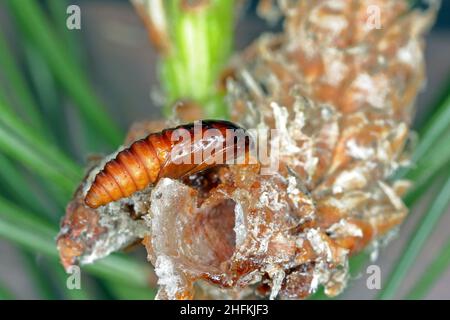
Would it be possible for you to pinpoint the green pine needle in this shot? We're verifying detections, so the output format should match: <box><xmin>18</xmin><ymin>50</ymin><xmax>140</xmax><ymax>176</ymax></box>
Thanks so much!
<box><xmin>0</xmin><ymin>31</ymin><xmax>49</xmax><ymax>137</ymax></box>
<box><xmin>377</xmin><ymin>174</ymin><xmax>450</xmax><ymax>299</ymax></box>
<box><xmin>406</xmin><ymin>233</ymin><xmax>450</xmax><ymax>299</ymax></box>
<box><xmin>0</xmin><ymin>197</ymin><xmax>153</xmax><ymax>291</ymax></box>
<box><xmin>6</xmin><ymin>0</ymin><xmax>123</xmax><ymax>147</ymax></box>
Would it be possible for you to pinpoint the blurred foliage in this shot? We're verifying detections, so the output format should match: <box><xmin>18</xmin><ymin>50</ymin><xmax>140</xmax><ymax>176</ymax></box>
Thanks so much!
<box><xmin>0</xmin><ymin>0</ymin><xmax>449</xmax><ymax>300</ymax></box>
<box><xmin>0</xmin><ymin>0</ymin><xmax>153</xmax><ymax>299</ymax></box>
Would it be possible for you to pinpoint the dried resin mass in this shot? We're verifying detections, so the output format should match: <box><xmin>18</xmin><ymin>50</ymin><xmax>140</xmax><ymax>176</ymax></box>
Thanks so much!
<box><xmin>57</xmin><ymin>0</ymin><xmax>439</xmax><ymax>299</ymax></box>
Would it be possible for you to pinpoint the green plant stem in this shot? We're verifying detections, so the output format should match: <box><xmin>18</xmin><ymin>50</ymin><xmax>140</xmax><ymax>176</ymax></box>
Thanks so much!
<box><xmin>377</xmin><ymin>174</ymin><xmax>450</xmax><ymax>299</ymax></box>
<box><xmin>406</xmin><ymin>233</ymin><xmax>450</xmax><ymax>299</ymax></box>
<box><xmin>6</xmin><ymin>0</ymin><xmax>123</xmax><ymax>147</ymax></box>
<box><xmin>161</xmin><ymin>0</ymin><xmax>234</xmax><ymax>118</ymax></box>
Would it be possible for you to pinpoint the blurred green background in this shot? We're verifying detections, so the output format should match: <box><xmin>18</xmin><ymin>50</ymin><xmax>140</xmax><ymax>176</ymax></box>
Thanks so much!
<box><xmin>0</xmin><ymin>0</ymin><xmax>449</xmax><ymax>300</ymax></box>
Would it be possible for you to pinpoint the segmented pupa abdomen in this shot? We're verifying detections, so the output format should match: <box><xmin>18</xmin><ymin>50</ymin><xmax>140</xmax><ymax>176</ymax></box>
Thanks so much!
<box><xmin>85</xmin><ymin>120</ymin><xmax>249</xmax><ymax>208</ymax></box>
